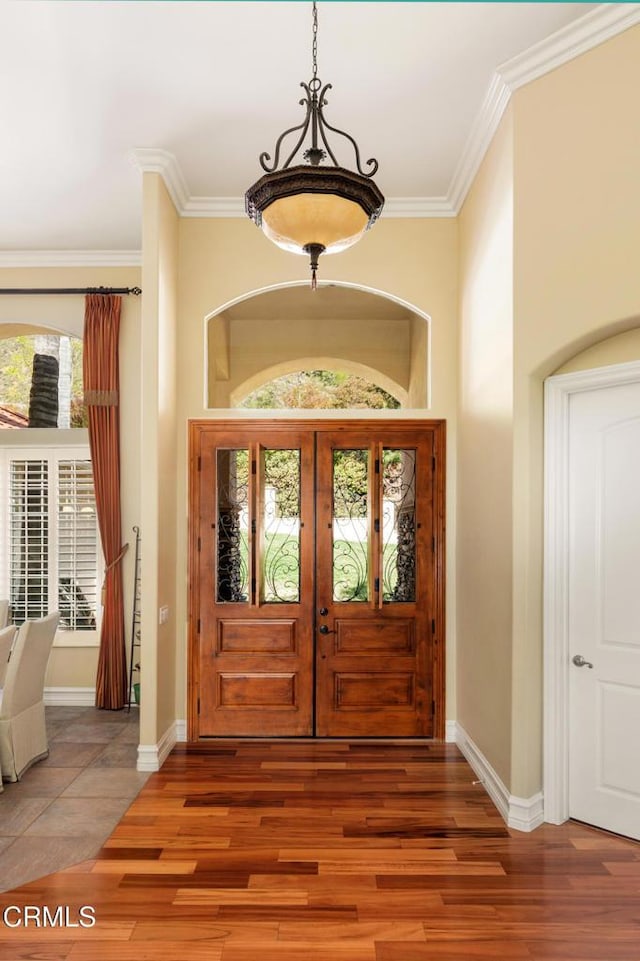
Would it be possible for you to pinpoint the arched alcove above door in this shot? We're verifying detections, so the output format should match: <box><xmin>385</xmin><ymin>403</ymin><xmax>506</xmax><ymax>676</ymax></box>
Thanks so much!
<box><xmin>206</xmin><ymin>282</ymin><xmax>431</xmax><ymax>409</ymax></box>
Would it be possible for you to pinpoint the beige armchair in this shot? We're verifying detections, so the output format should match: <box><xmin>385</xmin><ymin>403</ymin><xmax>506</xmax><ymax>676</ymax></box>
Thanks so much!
<box><xmin>0</xmin><ymin>612</ymin><xmax>59</xmax><ymax>781</ymax></box>
<box><xmin>0</xmin><ymin>600</ymin><xmax>9</xmax><ymax>629</ymax></box>
<box><xmin>0</xmin><ymin>625</ymin><xmax>17</xmax><ymax>793</ymax></box>
<box><xmin>0</xmin><ymin>625</ymin><xmax>17</xmax><ymax>691</ymax></box>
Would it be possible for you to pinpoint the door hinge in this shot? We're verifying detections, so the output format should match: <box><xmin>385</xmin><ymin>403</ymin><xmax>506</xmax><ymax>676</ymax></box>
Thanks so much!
<box><xmin>197</xmin><ymin>536</ymin><xmax>201</xmax><ymax>552</ymax></box>
<box><xmin>197</xmin><ymin>455</ymin><xmax>202</xmax><ymax>471</ymax></box>
<box><xmin>374</xmin><ymin>518</ymin><xmax>380</xmax><ymax>533</ymax></box>
<box><xmin>197</xmin><ymin>697</ymin><xmax>200</xmax><ymax>715</ymax></box>
<box><xmin>432</xmin><ymin>455</ymin><xmax>436</xmax><ymax>471</ymax></box>
<box><xmin>432</xmin><ymin>699</ymin><xmax>435</xmax><ymax>716</ymax></box>
<box><xmin>375</xmin><ymin>458</ymin><xmax>380</xmax><ymax>474</ymax></box>
<box><xmin>251</xmin><ymin>459</ymin><xmax>257</xmax><ymax>475</ymax></box>
<box><xmin>432</xmin><ymin>536</ymin><xmax>435</xmax><ymax>552</ymax></box>
<box><xmin>431</xmin><ymin>618</ymin><xmax>436</xmax><ymax>633</ymax></box>
<box><xmin>374</xmin><ymin>577</ymin><xmax>380</xmax><ymax>593</ymax></box>
<box><xmin>251</xmin><ymin>518</ymin><xmax>256</xmax><ymax>535</ymax></box>
<box><xmin>197</xmin><ymin>618</ymin><xmax>201</xmax><ymax>634</ymax></box>
<box><xmin>251</xmin><ymin>577</ymin><xmax>256</xmax><ymax>594</ymax></box>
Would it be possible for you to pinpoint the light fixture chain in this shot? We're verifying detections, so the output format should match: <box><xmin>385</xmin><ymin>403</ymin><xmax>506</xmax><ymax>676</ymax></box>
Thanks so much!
<box><xmin>312</xmin><ymin>1</ymin><xmax>318</xmax><ymax>82</ymax></box>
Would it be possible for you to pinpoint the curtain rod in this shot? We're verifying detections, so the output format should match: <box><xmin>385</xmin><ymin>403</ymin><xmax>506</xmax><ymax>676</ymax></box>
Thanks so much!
<box><xmin>0</xmin><ymin>286</ymin><xmax>141</xmax><ymax>296</ymax></box>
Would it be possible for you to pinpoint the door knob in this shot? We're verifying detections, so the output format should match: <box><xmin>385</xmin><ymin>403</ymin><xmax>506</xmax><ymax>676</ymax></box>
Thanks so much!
<box><xmin>319</xmin><ymin>607</ymin><xmax>329</xmax><ymax>616</ymax></box>
<box><xmin>572</xmin><ymin>654</ymin><xmax>594</xmax><ymax>669</ymax></box>
<box><xmin>318</xmin><ymin>624</ymin><xmax>335</xmax><ymax>635</ymax></box>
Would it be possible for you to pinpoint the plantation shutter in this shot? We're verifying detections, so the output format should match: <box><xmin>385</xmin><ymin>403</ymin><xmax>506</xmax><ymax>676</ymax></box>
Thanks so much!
<box><xmin>57</xmin><ymin>459</ymin><xmax>98</xmax><ymax>630</ymax></box>
<box><xmin>9</xmin><ymin>459</ymin><xmax>49</xmax><ymax>623</ymax></box>
<box><xmin>1</xmin><ymin>448</ymin><xmax>101</xmax><ymax>635</ymax></box>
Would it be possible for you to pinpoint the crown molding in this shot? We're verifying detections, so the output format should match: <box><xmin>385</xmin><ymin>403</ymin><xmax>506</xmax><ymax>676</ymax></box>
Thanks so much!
<box><xmin>383</xmin><ymin>197</ymin><xmax>455</xmax><ymax>219</ymax></box>
<box><xmin>182</xmin><ymin>196</ymin><xmax>245</xmax><ymax>217</ymax></box>
<box><xmin>499</xmin><ymin>2</ymin><xmax>640</xmax><ymax>92</ymax></box>
<box><xmin>130</xmin><ymin>147</ymin><xmax>189</xmax><ymax>212</ymax></box>
<box><xmin>0</xmin><ymin>250</ymin><xmax>141</xmax><ymax>267</ymax></box>
<box><xmin>448</xmin><ymin>3</ymin><xmax>640</xmax><ymax>212</ymax></box>
<box><xmin>448</xmin><ymin>72</ymin><xmax>511</xmax><ymax>215</ymax></box>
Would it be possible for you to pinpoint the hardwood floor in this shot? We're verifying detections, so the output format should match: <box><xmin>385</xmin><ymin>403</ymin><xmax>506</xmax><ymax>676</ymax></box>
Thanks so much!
<box><xmin>1</xmin><ymin>741</ymin><xmax>638</xmax><ymax>959</ymax></box>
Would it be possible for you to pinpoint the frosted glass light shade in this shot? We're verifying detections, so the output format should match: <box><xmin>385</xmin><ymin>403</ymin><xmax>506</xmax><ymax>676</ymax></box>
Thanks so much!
<box><xmin>261</xmin><ymin>193</ymin><xmax>369</xmax><ymax>255</ymax></box>
<box><xmin>246</xmin><ymin>164</ymin><xmax>384</xmax><ymax>257</ymax></box>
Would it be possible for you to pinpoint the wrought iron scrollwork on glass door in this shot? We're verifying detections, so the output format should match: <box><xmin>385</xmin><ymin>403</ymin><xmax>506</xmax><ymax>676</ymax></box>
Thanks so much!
<box><xmin>382</xmin><ymin>449</ymin><xmax>416</xmax><ymax>603</ymax></box>
<box><xmin>261</xmin><ymin>449</ymin><xmax>301</xmax><ymax>604</ymax></box>
<box><xmin>332</xmin><ymin>449</ymin><xmax>369</xmax><ymax>602</ymax></box>
<box><xmin>216</xmin><ymin>449</ymin><xmax>249</xmax><ymax>602</ymax></box>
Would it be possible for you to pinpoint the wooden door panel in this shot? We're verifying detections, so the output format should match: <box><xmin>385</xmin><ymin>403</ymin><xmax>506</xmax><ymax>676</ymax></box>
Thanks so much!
<box><xmin>335</xmin><ymin>672</ymin><xmax>416</xmax><ymax>709</ymax></box>
<box><xmin>334</xmin><ymin>618</ymin><xmax>415</xmax><ymax>654</ymax></box>
<box><xmin>217</xmin><ymin>619</ymin><xmax>298</xmax><ymax>654</ymax></box>
<box><xmin>217</xmin><ymin>672</ymin><xmax>297</xmax><ymax>707</ymax></box>
<box><xmin>194</xmin><ymin>426</ymin><xmax>314</xmax><ymax>737</ymax></box>
<box><xmin>315</xmin><ymin>427</ymin><xmax>437</xmax><ymax>737</ymax></box>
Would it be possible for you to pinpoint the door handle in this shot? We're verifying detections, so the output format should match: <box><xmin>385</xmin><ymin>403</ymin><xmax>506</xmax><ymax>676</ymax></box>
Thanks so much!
<box><xmin>319</xmin><ymin>607</ymin><xmax>329</xmax><ymax>616</ymax></box>
<box><xmin>318</xmin><ymin>624</ymin><xmax>335</xmax><ymax>635</ymax></box>
<box><xmin>572</xmin><ymin>654</ymin><xmax>594</xmax><ymax>669</ymax></box>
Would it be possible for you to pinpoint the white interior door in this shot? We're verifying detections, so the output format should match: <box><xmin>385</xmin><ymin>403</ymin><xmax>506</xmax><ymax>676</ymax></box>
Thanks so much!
<box><xmin>568</xmin><ymin>380</ymin><xmax>640</xmax><ymax>839</ymax></box>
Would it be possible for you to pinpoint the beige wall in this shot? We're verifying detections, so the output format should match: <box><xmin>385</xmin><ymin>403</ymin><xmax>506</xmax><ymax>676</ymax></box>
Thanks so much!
<box><xmin>176</xmin><ymin>215</ymin><xmax>459</xmax><ymax>722</ymax></box>
<box><xmin>210</xmin><ymin>315</ymin><xmax>413</xmax><ymax>408</ymax></box>
<box><xmin>139</xmin><ymin>174</ymin><xmax>179</xmax><ymax>746</ymax></box>
<box><xmin>0</xmin><ymin>266</ymin><xmax>141</xmax><ymax>693</ymax></box>
<box><xmin>456</xmin><ymin>24</ymin><xmax>640</xmax><ymax>800</ymax></box>
<box><xmin>509</xmin><ymin>23</ymin><xmax>640</xmax><ymax>798</ymax></box>
<box><xmin>457</xmin><ymin>106</ymin><xmax>514</xmax><ymax>787</ymax></box>
<box><xmin>554</xmin><ymin>326</ymin><xmax>640</xmax><ymax>375</ymax></box>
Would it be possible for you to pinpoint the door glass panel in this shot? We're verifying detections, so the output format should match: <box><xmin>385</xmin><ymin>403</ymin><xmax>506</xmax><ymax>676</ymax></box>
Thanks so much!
<box><xmin>382</xmin><ymin>449</ymin><xmax>416</xmax><ymax>603</ymax></box>
<box><xmin>216</xmin><ymin>449</ymin><xmax>249</xmax><ymax>602</ymax></box>
<box><xmin>333</xmin><ymin>449</ymin><xmax>369</xmax><ymax>602</ymax></box>
<box><xmin>262</xmin><ymin>449</ymin><xmax>301</xmax><ymax>603</ymax></box>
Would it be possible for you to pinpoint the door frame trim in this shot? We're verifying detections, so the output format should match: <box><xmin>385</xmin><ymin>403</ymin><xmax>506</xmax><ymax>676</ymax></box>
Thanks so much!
<box><xmin>543</xmin><ymin>360</ymin><xmax>640</xmax><ymax>824</ymax></box>
<box><xmin>187</xmin><ymin>417</ymin><xmax>446</xmax><ymax>741</ymax></box>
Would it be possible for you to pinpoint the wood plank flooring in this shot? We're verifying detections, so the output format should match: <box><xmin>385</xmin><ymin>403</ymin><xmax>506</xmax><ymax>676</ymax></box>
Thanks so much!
<box><xmin>1</xmin><ymin>741</ymin><xmax>639</xmax><ymax>959</ymax></box>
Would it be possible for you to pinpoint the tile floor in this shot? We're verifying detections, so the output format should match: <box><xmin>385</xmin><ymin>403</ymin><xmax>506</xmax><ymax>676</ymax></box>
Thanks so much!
<box><xmin>0</xmin><ymin>705</ymin><xmax>148</xmax><ymax>892</ymax></box>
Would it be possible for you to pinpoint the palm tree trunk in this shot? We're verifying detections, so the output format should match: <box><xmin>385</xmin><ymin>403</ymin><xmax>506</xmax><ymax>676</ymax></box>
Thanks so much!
<box><xmin>28</xmin><ymin>353</ymin><xmax>59</xmax><ymax>427</ymax></box>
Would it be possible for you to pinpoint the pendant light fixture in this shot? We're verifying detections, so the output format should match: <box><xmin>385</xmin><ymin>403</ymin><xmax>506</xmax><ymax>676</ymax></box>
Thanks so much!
<box><xmin>245</xmin><ymin>1</ymin><xmax>384</xmax><ymax>289</ymax></box>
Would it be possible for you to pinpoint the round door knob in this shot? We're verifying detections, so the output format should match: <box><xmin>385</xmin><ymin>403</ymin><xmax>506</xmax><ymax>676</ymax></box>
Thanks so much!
<box><xmin>318</xmin><ymin>624</ymin><xmax>330</xmax><ymax>635</ymax></box>
<box><xmin>319</xmin><ymin>607</ymin><xmax>329</xmax><ymax>616</ymax></box>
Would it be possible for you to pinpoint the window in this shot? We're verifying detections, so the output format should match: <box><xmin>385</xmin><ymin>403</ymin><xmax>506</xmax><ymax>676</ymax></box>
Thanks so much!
<box><xmin>239</xmin><ymin>370</ymin><xmax>401</xmax><ymax>410</ymax></box>
<box><xmin>0</xmin><ymin>333</ymin><xmax>87</xmax><ymax>429</ymax></box>
<box><xmin>0</xmin><ymin>447</ymin><xmax>102</xmax><ymax>643</ymax></box>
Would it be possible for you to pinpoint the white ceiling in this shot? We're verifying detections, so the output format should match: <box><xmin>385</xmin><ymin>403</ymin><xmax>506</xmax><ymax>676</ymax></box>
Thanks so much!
<box><xmin>3</xmin><ymin>0</ymin><xmax>636</xmax><ymax>255</ymax></box>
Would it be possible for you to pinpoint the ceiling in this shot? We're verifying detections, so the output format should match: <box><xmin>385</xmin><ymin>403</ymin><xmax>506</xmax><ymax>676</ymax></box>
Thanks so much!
<box><xmin>4</xmin><ymin>0</ymin><xmax>631</xmax><ymax>255</ymax></box>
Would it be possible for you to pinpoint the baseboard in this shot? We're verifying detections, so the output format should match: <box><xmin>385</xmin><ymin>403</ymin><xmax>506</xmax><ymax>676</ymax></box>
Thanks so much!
<box><xmin>445</xmin><ymin>719</ymin><xmax>457</xmax><ymax>743</ymax></box>
<box><xmin>455</xmin><ymin>723</ymin><xmax>544</xmax><ymax>832</ymax></box>
<box><xmin>44</xmin><ymin>687</ymin><xmax>95</xmax><ymax>707</ymax></box>
<box><xmin>137</xmin><ymin>720</ymin><xmax>179</xmax><ymax>772</ymax></box>
<box><xmin>175</xmin><ymin>719</ymin><xmax>187</xmax><ymax>742</ymax></box>
<box><xmin>508</xmin><ymin>791</ymin><xmax>545</xmax><ymax>833</ymax></box>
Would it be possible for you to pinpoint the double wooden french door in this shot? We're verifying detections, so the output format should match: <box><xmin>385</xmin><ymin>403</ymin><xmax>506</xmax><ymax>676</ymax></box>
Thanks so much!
<box><xmin>188</xmin><ymin>420</ymin><xmax>445</xmax><ymax>739</ymax></box>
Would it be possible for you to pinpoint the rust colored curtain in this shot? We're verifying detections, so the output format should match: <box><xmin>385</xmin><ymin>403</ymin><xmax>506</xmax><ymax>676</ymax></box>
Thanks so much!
<box><xmin>83</xmin><ymin>294</ymin><xmax>128</xmax><ymax>709</ymax></box>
